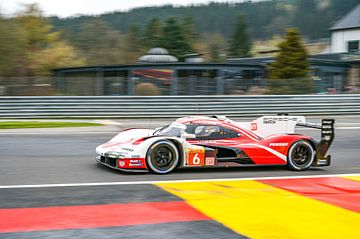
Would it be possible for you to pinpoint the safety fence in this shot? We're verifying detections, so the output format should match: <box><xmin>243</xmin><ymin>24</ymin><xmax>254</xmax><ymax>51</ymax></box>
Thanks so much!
<box><xmin>0</xmin><ymin>95</ymin><xmax>359</xmax><ymax>118</ymax></box>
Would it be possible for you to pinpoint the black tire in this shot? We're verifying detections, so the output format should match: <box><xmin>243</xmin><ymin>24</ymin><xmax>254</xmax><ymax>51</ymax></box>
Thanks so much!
<box><xmin>146</xmin><ymin>140</ymin><xmax>179</xmax><ymax>174</ymax></box>
<box><xmin>287</xmin><ymin>140</ymin><xmax>315</xmax><ymax>171</ymax></box>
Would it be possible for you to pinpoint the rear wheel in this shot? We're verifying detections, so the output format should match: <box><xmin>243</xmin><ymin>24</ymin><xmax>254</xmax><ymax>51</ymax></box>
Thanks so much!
<box><xmin>287</xmin><ymin>140</ymin><xmax>315</xmax><ymax>171</ymax></box>
<box><xmin>146</xmin><ymin>140</ymin><xmax>179</xmax><ymax>174</ymax></box>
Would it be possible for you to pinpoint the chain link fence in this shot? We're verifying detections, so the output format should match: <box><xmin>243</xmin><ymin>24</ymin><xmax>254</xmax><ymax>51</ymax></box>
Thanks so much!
<box><xmin>0</xmin><ymin>75</ymin><xmax>356</xmax><ymax>96</ymax></box>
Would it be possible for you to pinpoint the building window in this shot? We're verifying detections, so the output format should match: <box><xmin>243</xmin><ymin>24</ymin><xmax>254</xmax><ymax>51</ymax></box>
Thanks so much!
<box><xmin>348</xmin><ymin>40</ymin><xmax>359</xmax><ymax>54</ymax></box>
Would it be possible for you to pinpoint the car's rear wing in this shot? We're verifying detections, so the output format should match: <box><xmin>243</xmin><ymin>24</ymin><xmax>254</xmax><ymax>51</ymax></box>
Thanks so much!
<box><xmin>297</xmin><ymin>119</ymin><xmax>335</xmax><ymax>166</ymax></box>
<box><xmin>296</xmin><ymin>119</ymin><xmax>335</xmax><ymax>144</ymax></box>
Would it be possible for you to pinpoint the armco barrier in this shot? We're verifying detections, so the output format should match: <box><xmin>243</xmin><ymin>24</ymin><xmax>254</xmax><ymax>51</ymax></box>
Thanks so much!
<box><xmin>0</xmin><ymin>95</ymin><xmax>359</xmax><ymax>118</ymax></box>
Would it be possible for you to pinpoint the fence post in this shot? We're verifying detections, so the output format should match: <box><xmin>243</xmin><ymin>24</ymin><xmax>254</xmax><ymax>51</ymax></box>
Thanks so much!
<box><xmin>96</xmin><ymin>68</ymin><xmax>104</xmax><ymax>96</ymax></box>
<box><xmin>127</xmin><ymin>71</ymin><xmax>135</xmax><ymax>96</ymax></box>
<box><xmin>216</xmin><ymin>70</ymin><xmax>225</xmax><ymax>95</ymax></box>
<box><xmin>171</xmin><ymin>70</ymin><xmax>178</xmax><ymax>95</ymax></box>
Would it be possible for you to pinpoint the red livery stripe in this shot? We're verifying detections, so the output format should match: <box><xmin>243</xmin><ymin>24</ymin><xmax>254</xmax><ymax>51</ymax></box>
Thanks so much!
<box><xmin>0</xmin><ymin>201</ymin><xmax>210</xmax><ymax>233</ymax></box>
<box><xmin>259</xmin><ymin>177</ymin><xmax>360</xmax><ymax>213</ymax></box>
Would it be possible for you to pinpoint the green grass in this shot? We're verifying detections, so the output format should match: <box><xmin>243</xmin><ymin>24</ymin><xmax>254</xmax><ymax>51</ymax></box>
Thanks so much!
<box><xmin>0</xmin><ymin>121</ymin><xmax>103</xmax><ymax>129</ymax></box>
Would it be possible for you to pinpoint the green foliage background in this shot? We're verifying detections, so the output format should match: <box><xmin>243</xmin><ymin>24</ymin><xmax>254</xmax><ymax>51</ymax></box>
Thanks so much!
<box><xmin>50</xmin><ymin>0</ymin><xmax>359</xmax><ymax>41</ymax></box>
<box><xmin>0</xmin><ymin>0</ymin><xmax>359</xmax><ymax>77</ymax></box>
<box><xmin>268</xmin><ymin>29</ymin><xmax>314</xmax><ymax>94</ymax></box>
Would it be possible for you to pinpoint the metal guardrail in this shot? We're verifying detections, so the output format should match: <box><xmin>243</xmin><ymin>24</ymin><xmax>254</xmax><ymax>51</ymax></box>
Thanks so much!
<box><xmin>0</xmin><ymin>95</ymin><xmax>359</xmax><ymax>118</ymax></box>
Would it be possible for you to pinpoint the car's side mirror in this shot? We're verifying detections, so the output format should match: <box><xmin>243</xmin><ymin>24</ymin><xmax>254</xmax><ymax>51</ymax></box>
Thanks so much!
<box><xmin>181</xmin><ymin>133</ymin><xmax>196</xmax><ymax>139</ymax></box>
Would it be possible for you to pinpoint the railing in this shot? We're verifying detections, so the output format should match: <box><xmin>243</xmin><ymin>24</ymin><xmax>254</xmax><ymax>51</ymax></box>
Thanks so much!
<box><xmin>0</xmin><ymin>95</ymin><xmax>359</xmax><ymax>118</ymax></box>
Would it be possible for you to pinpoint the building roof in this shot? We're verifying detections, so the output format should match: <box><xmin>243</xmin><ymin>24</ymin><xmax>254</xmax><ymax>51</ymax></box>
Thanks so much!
<box><xmin>138</xmin><ymin>48</ymin><xmax>178</xmax><ymax>63</ymax></box>
<box><xmin>330</xmin><ymin>4</ymin><xmax>360</xmax><ymax>31</ymax></box>
<box><xmin>227</xmin><ymin>53</ymin><xmax>350</xmax><ymax>67</ymax></box>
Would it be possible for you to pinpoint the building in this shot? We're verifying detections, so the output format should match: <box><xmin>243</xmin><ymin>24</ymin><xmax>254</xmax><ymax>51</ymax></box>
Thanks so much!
<box><xmin>330</xmin><ymin>4</ymin><xmax>360</xmax><ymax>54</ymax></box>
<box><xmin>53</xmin><ymin>52</ymin><xmax>350</xmax><ymax>95</ymax></box>
<box><xmin>53</xmin><ymin>5</ymin><xmax>360</xmax><ymax>96</ymax></box>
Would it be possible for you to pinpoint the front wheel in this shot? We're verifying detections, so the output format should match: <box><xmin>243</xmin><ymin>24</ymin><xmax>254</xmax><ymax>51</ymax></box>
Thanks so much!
<box><xmin>287</xmin><ymin>140</ymin><xmax>315</xmax><ymax>171</ymax></box>
<box><xmin>146</xmin><ymin>140</ymin><xmax>179</xmax><ymax>174</ymax></box>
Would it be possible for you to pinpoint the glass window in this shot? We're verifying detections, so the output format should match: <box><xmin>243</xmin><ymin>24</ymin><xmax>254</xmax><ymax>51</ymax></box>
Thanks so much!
<box><xmin>194</xmin><ymin>125</ymin><xmax>240</xmax><ymax>140</ymax></box>
<box><xmin>195</xmin><ymin>125</ymin><xmax>220</xmax><ymax>137</ymax></box>
<box><xmin>348</xmin><ymin>41</ymin><xmax>359</xmax><ymax>54</ymax></box>
<box><xmin>153</xmin><ymin>123</ymin><xmax>186</xmax><ymax>137</ymax></box>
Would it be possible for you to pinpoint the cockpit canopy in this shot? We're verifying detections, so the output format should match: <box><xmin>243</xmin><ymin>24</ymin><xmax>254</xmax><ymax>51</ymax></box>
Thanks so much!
<box><xmin>153</xmin><ymin>123</ymin><xmax>187</xmax><ymax>137</ymax></box>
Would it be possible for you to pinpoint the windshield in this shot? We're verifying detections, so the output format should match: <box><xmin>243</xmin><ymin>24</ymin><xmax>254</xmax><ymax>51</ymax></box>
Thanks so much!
<box><xmin>153</xmin><ymin>123</ymin><xmax>187</xmax><ymax>137</ymax></box>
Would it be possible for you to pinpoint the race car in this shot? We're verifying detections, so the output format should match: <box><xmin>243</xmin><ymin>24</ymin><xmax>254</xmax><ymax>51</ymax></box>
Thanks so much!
<box><xmin>96</xmin><ymin>115</ymin><xmax>334</xmax><ymax>174</ymax></box>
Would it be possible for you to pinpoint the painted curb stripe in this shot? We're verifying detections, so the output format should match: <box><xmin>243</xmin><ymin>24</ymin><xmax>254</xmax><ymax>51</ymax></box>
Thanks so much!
<box><xmin>0</xmin><ymin>184</ymin><xmax>180</xmax><ymax>209</ymax></box>
<box><xmin>0</xmin><ymin>201</ymin><xmax>210</xmax><ymax>233</ymax></box>
<box><xmin>157</xmin><ymin>179</ymin><xmax>360</xmax><ymax>239</ymax></box>
<box><xmin>1</xmin><ymin>221</ymin><xmax>246</xmax><ymax>239</ymax></box>
<box><xmin>259</xmin><ymin>177</ymin><xmax>360</xmax><ymax>213</ymax></box>
<box><xmin>344</xmin><ymin>176</ymin><xmax>360</xmax><ymax>183</ymax></box>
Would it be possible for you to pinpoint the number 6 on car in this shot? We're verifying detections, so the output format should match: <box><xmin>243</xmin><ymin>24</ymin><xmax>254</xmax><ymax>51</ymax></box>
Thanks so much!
<box><xmin>187</xmin><ymin>148</ymin><xmax>205</xmax><ymax>166</ymax></box>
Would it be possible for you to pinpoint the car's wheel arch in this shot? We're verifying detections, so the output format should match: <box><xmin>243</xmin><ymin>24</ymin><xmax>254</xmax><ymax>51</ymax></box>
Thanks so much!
<box><xmin>287</xmin><ymin>139</ymin><xmax>316</xmax><ymax>171</ymax></box>
<box><xmin>145</xmin><ymin>138</ymin><xmax>182</xmax><ymax>174</ymax></box>
<box><xmin>166</xmin><ymin>138</ymin><xmax>184</xmax><ymax>167</ymax></box>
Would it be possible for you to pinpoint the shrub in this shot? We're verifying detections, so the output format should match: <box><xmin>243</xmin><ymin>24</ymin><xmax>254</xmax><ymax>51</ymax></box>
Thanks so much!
<box><xmin>135</xmin><ymin>83</ymin><xmax>161</xmax><ymax>96</ymax></box>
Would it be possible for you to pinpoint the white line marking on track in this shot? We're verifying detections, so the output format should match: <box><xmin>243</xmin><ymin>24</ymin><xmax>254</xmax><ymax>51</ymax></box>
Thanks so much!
<box><xmin>336</xmin><ymin>127</ymin><xmax>360</xmax><ymax>129</ymax></box>
<box><xmin>0</xmin><ymin>173</ymin><xmax>359</xmax><ymax>189</ymax></box>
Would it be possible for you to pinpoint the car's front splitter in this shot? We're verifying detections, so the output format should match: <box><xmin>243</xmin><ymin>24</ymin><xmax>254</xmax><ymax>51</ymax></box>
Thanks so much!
<box><xmin>95</xmin><ymin>156</ymin><xmax>148</xmax><ymax>173</ymax></box>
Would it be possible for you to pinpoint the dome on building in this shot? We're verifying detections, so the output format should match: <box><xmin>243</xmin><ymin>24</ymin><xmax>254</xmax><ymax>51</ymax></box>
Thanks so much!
<box><xmin>138</xmin><ymin>48</ymin><xmax>178</xmax><ymax>63</ymax></box>
<box><xmin>148</xmin><ymin>48</ymin><xmax>169</xmax><ymax>55</ymax></box>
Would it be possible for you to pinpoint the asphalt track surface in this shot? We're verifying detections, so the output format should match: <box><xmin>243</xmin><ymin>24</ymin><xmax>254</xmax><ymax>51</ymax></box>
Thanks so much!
<box><xmin>0</xmin><ymin>117</ymin><xmax>359</xmax><ymax>239</ymax></box>
<box><xmin>0</xmin><ymin>119</ymin><xmax>359</xmax><ymax>185</ymax></box>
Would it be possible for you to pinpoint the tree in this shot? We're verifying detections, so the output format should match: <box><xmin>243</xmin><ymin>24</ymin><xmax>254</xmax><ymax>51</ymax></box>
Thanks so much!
<box><xmin>268</xmin><ymin>28</ymin><xmax>313</xmax><ymax>94</ymax></box>
<box><xmin>73</xmin><ymin>19</ymin><xmax>123</xmax><ymax>65</ymax></box>
<box><xmin>49</xmin><ymin>1</ymin><xmax>360</xmax><ymax>45</ymax></box>
<box><xmin>204</xmin><ymin>33</ymin><xmax>226</xmax><ymax>62</ymax></box>
<box><xmin>121</xmin><ymin>25</ymin><xmax>144</xmax><ymax>63</ymax></box>
<box><xmin>143</xmin><ymin>18</ymin><xmax>163</xmax><ymax>49</ymax></box>
<box><xmin>181</xmin><ymin>15</ymin><xmax>199</xmax><ymax>46</ymax></box>
<box><xmin>181</xmin><ymin>15</ymin><xmax>205</xmax><ymax>57</ymax></box>
<box><xmin>160</xmin><ymin>17</ymin><xmax>194</xmax><ymax>61</ymax></box>
<box><xmin>0</xmin><ymin>18</ymin><xmax>24</xmax><ymax>76</ymax></box>
<box><xmin>31</xmin><ymin>42</ymin><xmax>85</xmax><ymax>76</ymax></box>
<box><xmin>0</xmin><ymin>4</ymin><xmax>84</xmax><ymax>77</ymax></box>
<box><xmin>228</xmin><ymin>14</ymin><xmax>251</xmax><ymax>58</ymax></box>
<box><xmin>293</xmin><ymin>0</ymin><xmax>319</xmax><ymax>39</ymax></box>
<box><xmin>269</xmin><ymin>28</ymin><xmax>309</xmax><ymax>79</ymax></box>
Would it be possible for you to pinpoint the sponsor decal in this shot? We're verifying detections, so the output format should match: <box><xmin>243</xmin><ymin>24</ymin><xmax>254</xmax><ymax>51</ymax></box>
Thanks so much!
<box><xmin>131</xmin><ymin>155</ymin><xmax>141</xmax><ymax>158</ymax></box>
<box><xmin>130</xmin><ymin>159</ymin><xmax>141</xmax><ymax>163</ymax></box>
<box><xmin>196</xmin><ymin>140</ymin><xmax>215</xmax><ymax>144</ymax></box>
<box><xmin>118</xmin><ymin>161</ymin><xmax>125</xmax><ymax>167</ymax></box>
<box><xmin>322</xmin><ymin>125</ymin><xmax>333</xmax><ymax>129</ymax></box>
<box><xmin>269</xmin><ymin>142</ymin><xmax>289</xmax><ymax>147</ymax></box>
<box><xmin>205</xmin><ymin>157</ymin><xmax>215</xmax><ymax>166</ymax></box>
<box><xmin>187</xmin><ymin>148</ymin><xmax>205</xmax><ymax>166</ymax></box>
<box><xmin>263</xmin><ymin>117</ymin><xmax>299</xmax><ymax>124</ymax></box>
<box><xmin>324</xmin><ymin>136</ymin><xmax>331</xmax><ymax>141</ymax></box>
<box><xmin>250</xmin><ymin>123</ymin><xmax>257</xmax><ymax>131</ymax></box>
<box><xmin>263</xmin><ymin>119</ymin><xmax>276</xmax><ymax>124</ymax></box>
<box><xmin>129</xmin><ymin>163</ymin><xmax>143</xmax><ymax>167</ymax></box>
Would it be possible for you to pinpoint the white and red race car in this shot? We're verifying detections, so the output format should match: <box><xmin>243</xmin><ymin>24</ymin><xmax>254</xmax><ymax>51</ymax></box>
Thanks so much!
<box><xmin>96</xmin><ymin>115</ymin><xmax>334</xmax><ymax>174</ymax></box>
